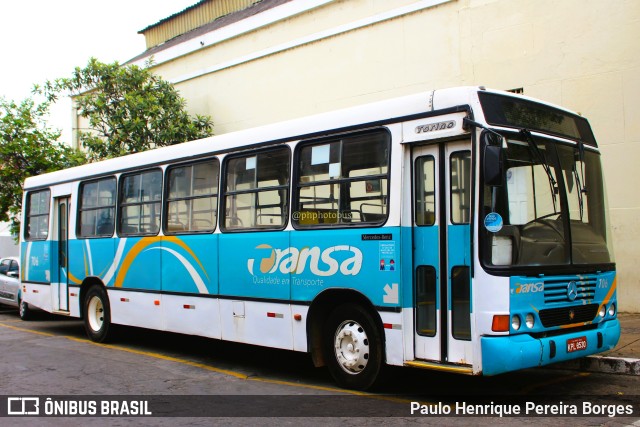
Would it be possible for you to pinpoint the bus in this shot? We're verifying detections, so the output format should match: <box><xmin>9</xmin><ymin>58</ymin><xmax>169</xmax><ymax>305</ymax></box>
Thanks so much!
<box><xmin>20</xmin><ymin>86</ymin><xmax>619</xmax><ymax>390</ymax></box>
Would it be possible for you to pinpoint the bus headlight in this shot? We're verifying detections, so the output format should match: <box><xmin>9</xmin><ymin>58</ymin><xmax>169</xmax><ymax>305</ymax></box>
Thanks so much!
<box><xmin>598</xmin><ymin>305</ymin><xmax>606</xmax><ymax>318</ymax></box>
<box><xmin>511</xmin><ymin>315</ymin><xmax>521</xmax><ymax>331</ymax></box>
<box><xmin>608</xmin><ymin>304</ymin><xmax>616</xmax><ymax>317</ymax></box>
<box><xmin>525</xmin><ymin>313</ymin><xmax>535</xmax><ymax>329</ymax></box>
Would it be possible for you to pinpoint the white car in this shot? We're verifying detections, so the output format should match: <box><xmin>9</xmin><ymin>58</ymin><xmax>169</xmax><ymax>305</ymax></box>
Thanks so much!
<box><xmin>0</xmin><ymin>256</ymin><xmax>31</xmax><ymax>319</ymax></box>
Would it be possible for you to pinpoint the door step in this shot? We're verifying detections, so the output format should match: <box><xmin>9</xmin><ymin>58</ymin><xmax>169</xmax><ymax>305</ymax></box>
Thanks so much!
<box><xmin>405</xmin><ymin>360</ymin><xmax>474</xmax><ymax>374</ymax></box>
<box><xmin>52</xmin><ymin>310</ymin><xmax>71</xmax><ymax>316</ymax></box>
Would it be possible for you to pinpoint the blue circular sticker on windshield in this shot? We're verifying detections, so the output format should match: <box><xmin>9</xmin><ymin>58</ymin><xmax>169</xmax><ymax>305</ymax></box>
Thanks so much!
<box><xmin>484</xmin><ymin>212</ymin><xmax>503</xmax><ymax>233</ymax></box>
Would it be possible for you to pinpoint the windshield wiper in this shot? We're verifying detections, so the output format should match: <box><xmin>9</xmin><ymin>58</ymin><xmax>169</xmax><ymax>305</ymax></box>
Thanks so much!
<box><xmin>572</xmin><ymin>162</ymin><xmax>585</xmax><ymax>221</ymax></box>
<box><xmin>520</xmin><ymin>129</ymin><xmax>559</xmax><ymax>213</ymax></box>
<box><xmin>573</xmin><ymin>140</ymin><xmax>588</xmax><ymax>220</ymax></box>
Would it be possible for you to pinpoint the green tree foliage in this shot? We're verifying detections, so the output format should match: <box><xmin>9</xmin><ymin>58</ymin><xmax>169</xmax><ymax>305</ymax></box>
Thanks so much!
<box><xmin>0</xmin><ymin>97</ymin><xmax>87</xmax><ymax>235</ymax></box>
<box><xmin>39</xmin><ymin>58</ymin><xmax>213</xmax><ymax>161</ymax></box>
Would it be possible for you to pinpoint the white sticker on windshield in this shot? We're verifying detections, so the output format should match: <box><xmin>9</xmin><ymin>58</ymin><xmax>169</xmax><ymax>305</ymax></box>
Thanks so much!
<box><xmin>311</xmin><ymin>144</ymin><xmax>330</xmax><ymax>165</ymax></box>
<box><xmin>329</xmin><ymin>162</ymin><xmax>341</xmax><ymax>178</ymax></box>
<box><xmin>246</xmin><ymin>156</ymin><xmax>256</xmax><ymax>170</ymax></box>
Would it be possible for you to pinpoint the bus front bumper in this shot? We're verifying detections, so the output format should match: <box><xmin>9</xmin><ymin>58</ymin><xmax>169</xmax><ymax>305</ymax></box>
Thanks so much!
<box><xmin>480</xmin><ymin>318</ymin><xmax>620</xmax><ymax>376</ymax></box>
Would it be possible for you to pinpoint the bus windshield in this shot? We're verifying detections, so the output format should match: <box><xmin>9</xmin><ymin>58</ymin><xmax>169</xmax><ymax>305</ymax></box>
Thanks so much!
<box><xmin>482</xmin><ymin>134</ymin><xmax>615</xmax><ymax>271</ymax></box>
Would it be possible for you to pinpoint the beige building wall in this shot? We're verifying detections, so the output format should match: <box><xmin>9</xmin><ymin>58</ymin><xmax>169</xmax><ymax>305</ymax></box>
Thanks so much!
<box><xmin>128</xmin><ymin>0</ymin><xmax>640</xmax><ymax>311</ymax></box>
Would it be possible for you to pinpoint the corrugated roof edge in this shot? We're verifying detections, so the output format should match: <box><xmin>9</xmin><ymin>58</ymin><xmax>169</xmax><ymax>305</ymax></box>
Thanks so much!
<box><xmin>138</xmin><ymin>0</ymin><xmax>209</xmax><ymax>34</ymax></box>
<box><xmin>127</xmin><ymin>0</ymin><xmax>292</xmax><ymax>65</ymax></box>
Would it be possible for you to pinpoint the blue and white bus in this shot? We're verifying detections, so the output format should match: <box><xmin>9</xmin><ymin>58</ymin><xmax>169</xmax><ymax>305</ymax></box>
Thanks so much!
<box><xmin>21</xmin><ymin>87</ymin><xmax>619</xmax><ymax>390</ymax></box>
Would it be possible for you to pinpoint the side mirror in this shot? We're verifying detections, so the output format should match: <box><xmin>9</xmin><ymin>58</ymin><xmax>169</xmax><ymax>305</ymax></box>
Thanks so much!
<box><xmin>484</xmin><ymin>145</ymin><xmax>504</xmax><ymax>187</ymax></box>
<box><xmin>7</xmin><ymin>270</ymin><xmax>19</xmax><ymax>279</ymax></box>
<box><xmin>481</xmin><ymin>131</ymin><xmax>506</xmax><ymax>148</ymax></box>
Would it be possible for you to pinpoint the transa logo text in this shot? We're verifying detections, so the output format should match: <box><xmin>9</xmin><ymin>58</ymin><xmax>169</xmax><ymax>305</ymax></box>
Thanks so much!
<box><xmin>247</xmin><ymin>245</ymin><xmax>363</xmax><ymax>277</ymax></box>
<box><xmin>514</xmin><ymin>282</ymin><xmax>544</xmax><ymax>294</ymax></box>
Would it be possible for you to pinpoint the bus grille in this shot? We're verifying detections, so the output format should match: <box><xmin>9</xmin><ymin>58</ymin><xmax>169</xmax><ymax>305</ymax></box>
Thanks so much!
<box><xmin>538</xmin><ymin>304</ymin><xmax>598</xmax><ymax>327</ymax></box>
<box><xmin>544</xmin><ymin>278</ymin><xmax>596</xmax><ymax>304</ymax></box>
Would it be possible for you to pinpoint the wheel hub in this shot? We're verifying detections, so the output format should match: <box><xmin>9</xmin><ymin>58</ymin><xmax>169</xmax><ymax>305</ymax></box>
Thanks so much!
<box><xmin>87</xmin><ymin>296</ymin><xmax>104</xmax><ymax>332</ymax></box>
<box><xmin>334</xmin><ymin>320</ymin><xmax>370</xmax><ymax>374</ymax></box>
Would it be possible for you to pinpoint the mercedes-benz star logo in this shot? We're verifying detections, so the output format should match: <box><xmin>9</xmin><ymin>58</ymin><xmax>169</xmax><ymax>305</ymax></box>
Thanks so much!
<box><xmin>567</xmin><ymin>281</ymin><xmax>578</xmax><ymax>301</ymax></box>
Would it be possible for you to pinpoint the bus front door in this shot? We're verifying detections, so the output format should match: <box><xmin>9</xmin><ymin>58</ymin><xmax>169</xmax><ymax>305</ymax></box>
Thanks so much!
<box><xmin>412</xmin><ymin>140</ymin><xmax>473</xmax><ymax>368</ymax></box>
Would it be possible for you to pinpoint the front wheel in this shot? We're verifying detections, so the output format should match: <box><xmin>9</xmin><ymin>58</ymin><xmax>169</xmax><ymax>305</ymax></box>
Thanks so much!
<box><xmin>83</xmin><ymin>286</ymin><xmax>113</xmax><ymax>343</ymax></box>
<box><xmin>323</xmin><ymin>304</ymin><xmax>384</xmax><ymax>390</ymax></box>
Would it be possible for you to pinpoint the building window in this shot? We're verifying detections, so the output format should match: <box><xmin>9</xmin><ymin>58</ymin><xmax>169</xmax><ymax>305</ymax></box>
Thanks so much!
<box><xmin>78</xmin><ymin>177</ymin><xmax>116</xmax><ymax>237</ymax></box>
<box><xmin>165</xmin><ymin>159</ymin><xmax>219</xmax><ymax>233</ymax></box>
<box><xmin>223</xmin><ymin>147</ymin><xmax>290</xmax><ymax>230</ymax></box>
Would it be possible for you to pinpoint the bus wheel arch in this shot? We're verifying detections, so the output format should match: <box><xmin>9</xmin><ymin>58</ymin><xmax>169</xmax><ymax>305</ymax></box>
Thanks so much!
<box><xmin>80</xmin><ymin>278</ymin><xmax>113</xmax><ymax>343</ymax></box>
<box><xmin>307</xmin><ymin>289</ymin><xmax>385</xmax><ymax>390</ymax></box>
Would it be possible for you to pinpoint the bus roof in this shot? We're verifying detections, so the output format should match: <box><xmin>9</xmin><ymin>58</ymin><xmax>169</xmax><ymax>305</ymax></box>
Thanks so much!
<box><xmin>23</xmin><ymin>86</ymin><xmax>581</xmax><ymax>190</ymax></box>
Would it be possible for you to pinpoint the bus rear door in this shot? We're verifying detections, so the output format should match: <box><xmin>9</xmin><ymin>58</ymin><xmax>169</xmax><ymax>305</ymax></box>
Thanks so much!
<box><xmin>53</xmin><ymin>196</ymin><xmax>70</xmax><ymax>313</ymax></box>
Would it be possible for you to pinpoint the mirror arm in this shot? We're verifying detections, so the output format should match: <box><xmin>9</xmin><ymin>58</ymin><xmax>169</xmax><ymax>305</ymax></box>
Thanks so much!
<box><xmin>463</xmin><ymin>118</ymin><xmax>505</xmax><ymax>144</ymax></box>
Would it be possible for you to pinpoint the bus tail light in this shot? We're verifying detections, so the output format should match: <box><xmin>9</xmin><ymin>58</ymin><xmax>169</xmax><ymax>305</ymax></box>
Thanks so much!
<box><xmin>492</xmin><ymin>315</ymin><xmax>510</xmax><ymax>332</ymax></box>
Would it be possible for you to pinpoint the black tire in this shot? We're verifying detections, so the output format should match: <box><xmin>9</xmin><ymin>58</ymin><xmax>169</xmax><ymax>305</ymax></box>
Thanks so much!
<box><xmin>18</xmin><ymin>294</ymin><xmax>31</xmax><ymax>321</ymax></box>
<box><xmin>83</xmin><ymin>286</ymin><xmax>113</xmax><ymax>343</ymax></box>
<box><xmin>323</xmin><ymin>303</ymin><xmax>384</xmax><ymax>390</ymax></box>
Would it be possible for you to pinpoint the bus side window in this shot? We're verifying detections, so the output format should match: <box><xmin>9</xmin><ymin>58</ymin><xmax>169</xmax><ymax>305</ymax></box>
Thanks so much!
<box><xmin>119</xmin><ymin>169</ymin><xmax>162</xmax><ymax>236</ymax></box>
<box><xmin>294</xmin><ymin>130</ymin><xmax>390</xmax><ymax>227</ymax></box>
<box><xmin>222</xmin><ymin>147</ymin><xmax>290</xmax><ymax>231</ymax></box>
<box><xmin>25</xmin><ymin>189</ymin><xmax>51</xmax><ymax>240</ymax></box>
<box><xmin>78</xmin><ymin>177</ymin><xmax>116</xmax><ymax>238</ymax></box>
<box><xmin>165</xmin><ymin>159</ymin><xmax>219</xmax><ymax>234</ymax></box>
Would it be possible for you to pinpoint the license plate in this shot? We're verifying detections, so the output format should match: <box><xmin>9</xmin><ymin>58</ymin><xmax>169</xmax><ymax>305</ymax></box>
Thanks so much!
<box><xmin>567</xmin><ymin>336</ymin><xmax>587</xmax><ymax>353</ymax></box>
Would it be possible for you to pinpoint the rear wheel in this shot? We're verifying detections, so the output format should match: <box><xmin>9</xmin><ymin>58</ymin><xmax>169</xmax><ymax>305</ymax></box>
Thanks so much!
<box><xmin>323</xmin><ymin>303</ymin><xmax>384</xmax><ymax>390</ymax></box>
<box><xmin>18</xmin><ymin>295</ymin><xmax>31</xmax><ymax>320</ymax></box>
<box><xmin>83</xmin><ymin>286</ymin><xmax>113</xmax><ymax>343</ymax></box>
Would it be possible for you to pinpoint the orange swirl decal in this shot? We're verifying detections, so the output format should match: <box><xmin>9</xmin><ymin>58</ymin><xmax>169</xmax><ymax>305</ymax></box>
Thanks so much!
<box><xmin>602</xmin><ymin>276</ymin><xmax>617</xmax><ymax>306</ymax></box>
<box><xmin>68</xmin><ymin>272</ymin><xmax>82</xmax><ymax>285</ymax></box>
<box><xmin>114</xmin><ymin>237</ymin><xmax>162</xmax><ymax>288</ymax></box>
<box><xmin>83</xmin><ymin>246</ymin><xmax>89</xmax><ymax>276</ymax></box>
<box><xmin>114</xmin><ymin>236</ymin><xmax>209</xmax><ymax>288</ymax></box>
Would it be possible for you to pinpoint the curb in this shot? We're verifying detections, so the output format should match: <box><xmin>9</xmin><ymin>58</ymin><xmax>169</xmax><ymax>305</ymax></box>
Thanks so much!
<box><xmin>554</xmin><ymin>356</ymin><xmax>640</xmax><ymax>376</ymax></box>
